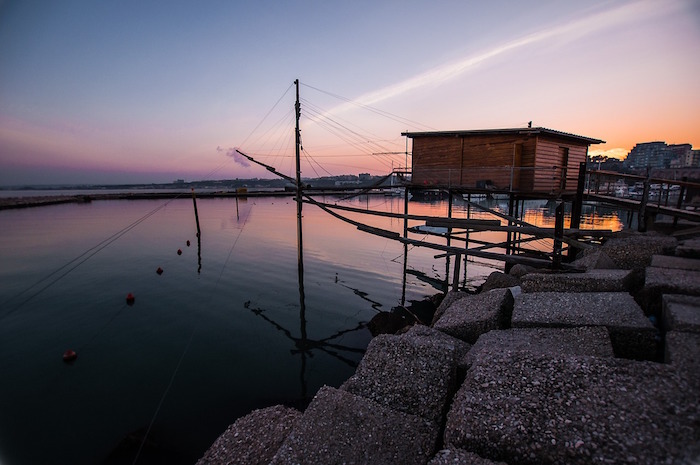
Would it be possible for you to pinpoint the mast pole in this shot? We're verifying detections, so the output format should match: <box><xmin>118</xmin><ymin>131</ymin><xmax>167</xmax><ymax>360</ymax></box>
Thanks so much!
<box><xmin>295</xmin><ymin>79</ymin><xmax>303</xmax><ymax>269</ymax></box>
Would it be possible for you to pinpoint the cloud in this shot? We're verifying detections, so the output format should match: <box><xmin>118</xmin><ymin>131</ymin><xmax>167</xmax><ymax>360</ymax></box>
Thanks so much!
<box><xmin>217</xmin><ymin>145</ymin><xmax>251</xmax><ymax>167</ymax></box>
<box><xmin>315</xmin><ymin>0</ymin><xmax>668</xmax><ymax>120</ymax></box>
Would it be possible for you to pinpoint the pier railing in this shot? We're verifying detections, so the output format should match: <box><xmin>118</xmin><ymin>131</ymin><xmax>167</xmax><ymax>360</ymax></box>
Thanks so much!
<box><xmin>584</xmin><ymin>168</ymin><xmax>700</xmax><ymax>229</ymax></box>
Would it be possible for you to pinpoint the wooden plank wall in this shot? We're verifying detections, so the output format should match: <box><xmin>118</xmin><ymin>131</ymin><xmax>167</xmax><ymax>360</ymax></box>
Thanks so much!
<box><xmin>411</xmin><ymin>133</ymin><xmax>589</xmax><ymax>194</ymax></box>
<box><xmin>533</xmin><ymin>137</ymin><xmax>588</xmax><ymax>193</ymax></box>
<box><xmin>412</xmin><ymin>134</ymin><xmax>537</xmax><ymax>189</ymax></box>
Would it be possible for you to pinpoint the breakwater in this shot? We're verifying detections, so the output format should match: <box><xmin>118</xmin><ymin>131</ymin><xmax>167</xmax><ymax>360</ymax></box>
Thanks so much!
<box><xmin>197</xmin><ymin>230</ymin><xmax>700</xmax><ymax>465</ymax></box>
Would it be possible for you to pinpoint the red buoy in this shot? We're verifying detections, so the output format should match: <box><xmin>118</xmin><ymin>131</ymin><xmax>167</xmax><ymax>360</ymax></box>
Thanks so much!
<box><xmin>186</xmin><ymin>240</ymin><xmax>190</xmax><ymax>247</ymax></box>
<box><xmin>177</xmin><ymin>248</ymin><xmax>182</xmax><ymax>255</ymax></box>
<box><xmin>156</xmin><ymin>267</ymin><xmax>163</xmax><ymax>275</ymax></box>
<box><xmin>63</xmin><ymin>350</ymin><xmax>77</xmax><ymax>363</ymax></box>
<box><xmin>126</xmin><ymin>293</ymin><xmax>135</xmax><ymax>305</ymax></box>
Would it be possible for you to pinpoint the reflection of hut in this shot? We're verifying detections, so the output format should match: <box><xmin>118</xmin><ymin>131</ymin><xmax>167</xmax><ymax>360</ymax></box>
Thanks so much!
<box><xmin>403</xmin><ymin>127</ymin><xmax>604</xmax><ymax>195</ymax></box>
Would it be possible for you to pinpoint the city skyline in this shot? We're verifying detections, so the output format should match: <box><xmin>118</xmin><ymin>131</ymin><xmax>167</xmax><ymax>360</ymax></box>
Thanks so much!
<box><xmin>1</xmin><ymin>0</ymin><xmax>699</xmax><ymax>185</ymax></box>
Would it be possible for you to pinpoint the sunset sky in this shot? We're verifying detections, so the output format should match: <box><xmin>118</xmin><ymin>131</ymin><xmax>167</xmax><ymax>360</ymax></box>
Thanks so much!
<box><xmin>1</xmin><ymin>0</ymin><xmax>698</xmax><ymax>185</ymax></box>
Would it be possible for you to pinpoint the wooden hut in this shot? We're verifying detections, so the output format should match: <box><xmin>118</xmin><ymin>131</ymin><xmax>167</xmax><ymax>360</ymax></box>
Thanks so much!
<box><xmin>402</xmin><ymin>127</ymin><xmax>604</xmax><ymax>195</ymax></box>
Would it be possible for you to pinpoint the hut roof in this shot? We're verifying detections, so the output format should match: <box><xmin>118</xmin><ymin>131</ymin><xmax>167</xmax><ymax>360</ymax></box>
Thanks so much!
<box><xmin>401</xmin><ymin>127</ymin><xmax>605</xmax><ymax>145</ymax></box>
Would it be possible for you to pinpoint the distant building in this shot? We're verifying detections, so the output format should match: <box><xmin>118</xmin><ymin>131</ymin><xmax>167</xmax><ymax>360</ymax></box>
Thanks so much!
<box><xmin>624</xmin><ymin>142</ymin><xmax>696</xmax><ymax>169</ymax></box>
<box><xmin>403</xmin><ymin>127</ymin><xmax>604</xmax><ymax>195</ymax></box>
<box><xmin>358</xmin><ymin>173</ymin><xmax>371</xmax><ymax>181</ymax></box>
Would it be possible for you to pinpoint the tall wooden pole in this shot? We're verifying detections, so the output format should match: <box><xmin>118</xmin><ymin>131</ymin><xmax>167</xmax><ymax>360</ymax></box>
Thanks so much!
<box><xmin>294</xmin><ymin>79</ymin><xmax>307</xmax><ymax>400</ymax></box>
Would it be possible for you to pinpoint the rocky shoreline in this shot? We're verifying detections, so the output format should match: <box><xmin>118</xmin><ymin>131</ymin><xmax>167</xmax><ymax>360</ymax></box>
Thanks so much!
<box><xmin>196</xmin><ymin>230</ymin><xmax>700</xmax><ymax>465</ymax></box>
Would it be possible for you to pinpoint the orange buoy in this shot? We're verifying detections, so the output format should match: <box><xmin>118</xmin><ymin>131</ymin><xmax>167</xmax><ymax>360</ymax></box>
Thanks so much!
<box><xmin>156</xmin><ymin>267</ymin><xmax>163</xmax><ymax>275</ymax></box>
<box><xmin>186</xmin><ymin>240</ymin><xmax>190</xmax><ymax>247</ymax></box>
<box><xmin>63</xmin><ymin>349</ymin><xmax>77</xmax><ymax>363</ymax></box>
<box><xmin>126</xmin><ymin>293</ymin><xmax>135</xmax><ymax>305</ymax></box>
<box><xmin>177</xmin><ymin>248</ymin><xmax>182</xmax><ymax>255</ymax></box>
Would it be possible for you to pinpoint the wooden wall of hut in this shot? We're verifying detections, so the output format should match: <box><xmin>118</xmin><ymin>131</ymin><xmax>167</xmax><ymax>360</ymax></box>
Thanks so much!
<box><xmin>411</xmin><ymin>133</ymin><xmax>589</xmax><ymax>195</ymax></box>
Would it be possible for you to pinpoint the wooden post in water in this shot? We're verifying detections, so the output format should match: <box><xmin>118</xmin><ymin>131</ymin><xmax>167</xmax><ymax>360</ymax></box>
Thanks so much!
<box><xmin>553</xmin><ymin>201</ymin><xmax>564</xmax><ymax>270</ymax></box>
<box><xmin>571</xmin><ymin>161</ymin><xmax>587</xmax><ymax>230</ymax></box>
<box><xmin>191</xmin><ymin>188</ymin><xmax>202</xmax><ymax>273</ymax></box>
<box><xmin>445</xmin><ymin>190</ymin><xmax>453</xmax><ymax>292</ymax></box>
<box><xmin>674</xmin><ymin>176</ymin><xmax>687</xmax><ymax>227</ymax></box>
<box><xmin>638</xmin><ymin>170</ymin><xmax>651</xmax><ymax>232</ymax></box>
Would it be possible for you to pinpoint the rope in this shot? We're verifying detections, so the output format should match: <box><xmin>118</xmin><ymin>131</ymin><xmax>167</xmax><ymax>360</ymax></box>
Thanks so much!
<box><xmin>0</xmin><ymin>198</ymin><xmax>179</xmax><ymax>321</ymax></box>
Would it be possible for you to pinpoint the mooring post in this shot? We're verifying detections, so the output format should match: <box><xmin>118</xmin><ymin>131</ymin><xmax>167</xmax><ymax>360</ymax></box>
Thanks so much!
<box><xmin>191</xmin><ymin>188</ymin><xmax>202</xmax><ymax>273</ymax></box>
<box><xmin>571</xmin><ymin>161</ymin><xmax>586</xmax><ymax>230</ymax></box>
<box><xmin>553</xmin><ymin>201</ymin><xmax>564</xmax><ymax>270</ymax></box>
<box><xmin>445</xmin><ymin>190</ymin><xmax>453</xmax><ymax>292</ymax></box>
<box><xmin>638</xmin><ymin>170</ymin><xmax>651</xmax><ymax>232</ymax></box>
<box><xmin>452</xmin><ymin>253</ymin><xmax>461</xmax><ymax>291</ymax></box>
<box><xmin>674</xmin><ymin>176</ymin><xmax>688</xmax><ymax>227</ymax></box>
<box><xmin>191</xmin><ymin>188</ymin><xmax>201</xmax><ymax>238</ymax></box>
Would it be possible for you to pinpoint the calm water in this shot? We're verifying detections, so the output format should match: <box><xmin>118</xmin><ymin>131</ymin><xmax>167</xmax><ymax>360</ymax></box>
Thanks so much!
<box><xmin>0</xmin><ymin>194</ymin><xmax>624</xmax><ymax>464</ymax></box>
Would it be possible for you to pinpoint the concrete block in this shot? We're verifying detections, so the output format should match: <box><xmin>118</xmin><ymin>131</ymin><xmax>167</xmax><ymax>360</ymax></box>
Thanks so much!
<box><xmin>465</xmin><ymin>327</ymin><xmax>613</xmax><ymax>368</ymax></box>
<box><xmin>601</xmin><ymin>234</ymin><xmax>677</xmax><ymax>270</ymax></box>
<box><xmin>676</xmin><ymin>238</ymin><xmax>700</xmax><ymax>258</ymax></box>
<box><xmin>445</xmin><ymin>352</ymin><xmax>700</xmax><ymax>465</ymax></box>
<box><xmin>520</xmin><ymin>269</ymin><xmax>635</xmax><ymax>293</ymax></box>
<box><xmin>270</xmin><ymin>386</ymin><xmax>439</xmax><ymax>465</ymax></box>
<box><xmin>570</xmin><ymin>249</ymin><xmax>617</xmax><ymax>270</ymax></box>
<box><xmin>341</xmin><ymin>325</ymin><xmax>464</xmax><ymax>422</ymax></box>
<box><xmin>651</xmin><ymin>254</ymin><xmax>700</xmax><ymax>271</ymax></box>
<box><xmin>428</xmin><ymin>448</ymin><xmax>508</xmax><ymax>465</ymax></box>
<box><xmin>432</xmin><ymin>291</ymin><xmax>471</xmax><ymax>325</ymax></box>
<box><xmin>662</xmin><ymin>294</ymin><xmax>700</xmax><ymax>333</ymax></box>
<box><xmin>432</xmin><ymin>289</ymin><xmax>513</xmax><ymax>344</ymax></box>
<box><xmin>665</xmin><ymin>331</ymin><xmax>700</xmax><ymax>372</ymax></box>
<box><xmin>480</xmin><ymin>271</ymin><xmax>519</xmax><ymax>293</ymax></box>
<box><xmin>645</xmin><ymin>267</ymin><xmax>700</xmax><ymax>297</ymax></box>
<box><xmin>512</xmin><ymin>292</ymin><xmax>656</xmax><ymax>360</ymax></box>
<box><xmin>196</xmin><ymin>405</ymin><xmax>300</xmax><ymax>465</ymax></box>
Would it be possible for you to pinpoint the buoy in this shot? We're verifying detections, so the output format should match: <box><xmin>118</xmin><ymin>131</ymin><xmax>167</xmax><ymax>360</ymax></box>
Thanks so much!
<box><xmin>177</xmin><ymin>248</ymin><xmax>182</xmax><ymax>255</ymax></box>
<box><xmin>186</xmin><ymin>240</ymin><xmax>191</xmax><ymax>247</ymax></box>
<box><xmin>63</xmin><ymin>350</ymin><xmax>77</xmax><ymax>363</ymax></box>
<box><xmin>126</xmin><ymin>293</ymin><xmax>135</xmax><ymax>305</ymax></box>
<box><xmin>156</xmin><ymin>267</ymin><xmax>163</xmax><ymax>275</ymax></box>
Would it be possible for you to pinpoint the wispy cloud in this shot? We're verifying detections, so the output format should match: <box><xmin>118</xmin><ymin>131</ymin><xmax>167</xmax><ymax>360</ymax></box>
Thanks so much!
<box><xmin>319</xmin><ymin>0</ymin><xmax>668</xmax><ymax>118</ymax></box>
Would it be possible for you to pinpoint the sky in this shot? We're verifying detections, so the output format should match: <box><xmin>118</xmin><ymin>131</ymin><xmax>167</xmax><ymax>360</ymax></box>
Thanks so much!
<box><xmin>1</xmin><ymin>0</ymin><xmax>699</xmax><ymax>186</ymax></box>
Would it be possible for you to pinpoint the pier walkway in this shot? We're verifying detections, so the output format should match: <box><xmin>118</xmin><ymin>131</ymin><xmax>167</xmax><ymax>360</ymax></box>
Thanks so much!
<box><xmin>197</xmin><ymin>231</ymin><xmax>700</xmax><ymax>465</ymax></box>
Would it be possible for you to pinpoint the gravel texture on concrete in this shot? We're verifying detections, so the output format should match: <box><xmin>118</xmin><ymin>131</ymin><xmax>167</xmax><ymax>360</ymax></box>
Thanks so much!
<box><xmin>599</xmin><ymin>234</ymin><xmax>677</xmax><ymax>270</ymax></box>
<box><xmin>195</xmin><ymin>405</ymin><xmax>301</xmax><ymax>465</ymax></box>
<box><xmin>432</xmin><ymin>291</ymin><xmax>471</xmax><ymax>325</ymax></box>
<box><xmin>651</xmin><ymin>254</ymin><xmax>700</xmax><ymax>271</ymax></box>
<box><xmin>341</xmin><ymin>325</ymin><xmax>464</xmax><ymax>423</ymax></box>
<box><xmin>520</xmin><ymin>269</ymin><xmax>635</xmax><ymax>293</ymax></box>
<box><xmin>464</xmin><ymin>327</ymin><xmax>613</xmax><ymax>368</ymax></box>
<box><xmin>663</xmin><ymin>294</ymin><xmax>700</xmax><ymax>333</ymax></box>
<box><xmin>269</xmin><ymin>386</ymin><xmax>439</xmax><ymax>465</ymax></box>
<box><xmin>433</xmin><ymin>288</ymin><xmax>514</xmax><ymax>344</ymax></box>
<box><xmin>512</xmin><ymin>292</ymin><xmax>656</xmax><ymax>360</ymax></box>
<box><xmin>428</xmin><ymin>448</ymin><xmax>508</xmax><ymax>465</ymax></box>
<box><xmin>480</xmin><ymin>271</ymin><xmax>520</xmax><ymax>293</ymax></box>
<box><xmin>665</xmin><ymin>331</ymin><xmax>700</xmax><ymax>373</ymax></box>
<box><xmin>508</xmin><ymin>264</ymin><xmax>539</xmax><ymax>278</ymax></box>
<box><xmin>570</xmin><ymin>249</ymin><xmax>617</xmax><ymax>270</ymax></box>
<box><xmin>644</xmin><ymin>267</ymin><xmax>700</xmax><ymax>297</ymax></box>
<box><xmin>676</xmin><ymin>238</ymin><xmax>700</xmax><ymax>258</ymax></box>
<box><xmin>445</xmin><ymin>351</ymin><xmax>700</xmax><ymax>465</ymax></box>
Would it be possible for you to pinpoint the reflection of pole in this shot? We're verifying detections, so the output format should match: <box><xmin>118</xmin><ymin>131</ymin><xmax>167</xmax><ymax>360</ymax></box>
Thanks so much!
<box><xmin>192</xmin><ymin>189</ymin><xmax>202</xmax><ymax>273</ymax></box>
<box><xmin>294</xmin><ymin>79</ymin><xmax>307</xmax><ymax>400</ymax></box>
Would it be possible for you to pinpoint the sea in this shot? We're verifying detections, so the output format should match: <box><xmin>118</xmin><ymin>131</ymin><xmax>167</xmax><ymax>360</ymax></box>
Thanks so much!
<box><xmin>0</xmin><ymin>191</ymin><xmax>626</xmax><ymax>464</ymax></box>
